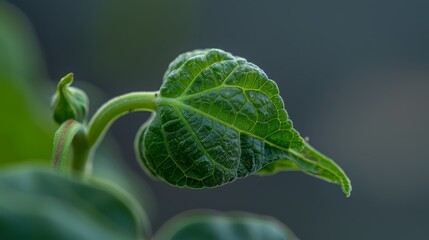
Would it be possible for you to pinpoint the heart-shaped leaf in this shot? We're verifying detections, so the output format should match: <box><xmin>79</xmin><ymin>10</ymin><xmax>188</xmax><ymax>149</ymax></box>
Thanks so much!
<box><xmin>136</xmin><ymin>49</ymin><xmax>351</xmax><ymax>196</ymax></box>
<box><xmin>137</xmin><ymin>49</ymin><xmax>303</xmax><ymax>187</ymax></box>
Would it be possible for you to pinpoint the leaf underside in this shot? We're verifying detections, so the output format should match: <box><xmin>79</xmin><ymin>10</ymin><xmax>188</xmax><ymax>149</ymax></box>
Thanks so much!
<box><xmin>136</xmin><ymin>49</ymin><xmax>351</xmax><ymax>196</ymax></box>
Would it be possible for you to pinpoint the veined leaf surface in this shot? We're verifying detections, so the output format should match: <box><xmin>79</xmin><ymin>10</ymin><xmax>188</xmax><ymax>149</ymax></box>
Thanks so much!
<box><xmin>136</xmin><ymin>49</ymin><xmax>351</xmax><ymax>196</ymax></box>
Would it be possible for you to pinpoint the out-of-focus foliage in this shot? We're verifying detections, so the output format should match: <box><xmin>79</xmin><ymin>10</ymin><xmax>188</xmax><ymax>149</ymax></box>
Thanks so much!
<box><xmin>0</xmin><ymin>166</ymin><xmax>300</xmax><ymax>240</ymax></box>
<box><xmin>0</xmin><ymin>1</ymin><xmax>54</xmax><ymax>166</ymax></box>
<box><xmin>0</xmin><ymin>166</ymin><xmax>149</xmax><ymax>240</ymax></box>
<box><xmin>0</xmin><ymin>1</ymin><xmax>45</xmax><ymax>85</ymax></box>
<box><xmin>92</xmin><ymin>140</ymin><xmax>155</xmax><ymax>218</ymax></box>
<box><xmin>0</xmin><ymin>0</ymin><xmax>155</xmax><ymax>220</ymax></box>
<box><xmin>155</xmin><ymin>211</ymin><xmax>298</xmax><ymax>240</ymax></box>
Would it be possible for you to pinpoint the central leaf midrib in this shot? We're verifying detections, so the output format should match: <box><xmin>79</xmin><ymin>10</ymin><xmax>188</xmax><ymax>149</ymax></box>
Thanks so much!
<box><xmin>162</xmin><ymin>98</ymin><xmax>289</xmax><ymax>152</ymax></box>
<box><xmin>160</xmin><ymin>98</ymin><xmax>346</xmax><ymax>188</ymax></box>
<box><xmin>176</xmin><ymin>85</ymin><xmax>267</xmax><ymax>102</ymax></box>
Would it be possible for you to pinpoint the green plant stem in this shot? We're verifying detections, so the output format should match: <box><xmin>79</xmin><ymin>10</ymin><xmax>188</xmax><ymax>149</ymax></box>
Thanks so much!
<box><xmin>52</xmin><ymin>119</ymin><xmax>84</xmax><ymax>173</ymax></box>
<box><xmin>87</xmin><ymin>91</ymin><xmax>158</xmax><ymax>147</ymax></box>
<box><xmin>72</xmin><ymin>91</ymin><xmax>158</xmax><ymax>175</ymax></box>
<box><xmin>71</xmin><ymin>130</ymin><xmax>91</xmax><ymax>174</ymax></box>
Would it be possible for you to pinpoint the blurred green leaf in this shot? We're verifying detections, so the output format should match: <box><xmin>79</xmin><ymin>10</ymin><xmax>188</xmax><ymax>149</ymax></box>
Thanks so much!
<box><xmin>0</xmin><ymin>80</ymin><xmax>54</xmax><ymax>165</ymax></box>
<box><xmin>0</xmin><ymin>1</ymin><xmax>54</xmax><ymax>166</ymax></box>
<box><xmin>155</xmin><ymin>211</ymin><xmax>298</xmax><ymax>240</ymax></box>
<box><xmin>93</xmin><ymin>139</ymin><xmax>155</xmax><ymax>219</ymax></box>
<box><xmin>0</xmin><ymin>2</ymin><xmax>155</xmax><ymax>222</ymax></box>
<box><xmin>0</xmin><ymin>1</ymin><xmax>45</xmax><ymax>86</ymax></box>
<box><xmin>0</xmin><ymin>166</ymin><xmax>150</xmax><ymax>240</ymax></box>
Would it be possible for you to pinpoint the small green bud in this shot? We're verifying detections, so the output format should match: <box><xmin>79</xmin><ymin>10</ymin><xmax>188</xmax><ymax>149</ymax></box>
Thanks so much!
<box><xmin>51</xmin><ymin>73</ymin><xmax>89</xmax><ymax>124</ymax></box>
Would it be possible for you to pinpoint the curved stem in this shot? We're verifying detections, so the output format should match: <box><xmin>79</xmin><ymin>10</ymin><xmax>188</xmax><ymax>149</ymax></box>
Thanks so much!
<box><xmin>51</xmin><ymin>119</ymin><xmax>85</xmax><ymax>174</ymax></box>
<box><xmin>60</xmin><ymin>91</ymin><xmax>159</xmax><ymax>176</ymax></box>
<box><xmin>86</xmin><ymin>91</ymin><xmax>158</xmax><ymax>148</ymax></box>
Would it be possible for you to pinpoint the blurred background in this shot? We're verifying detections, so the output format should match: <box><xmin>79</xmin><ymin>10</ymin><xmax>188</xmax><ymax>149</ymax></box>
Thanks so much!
<box><xmin>1</xmin><ymin>0</ymin><xmax>428</xmax><ymax>239</ymax></box>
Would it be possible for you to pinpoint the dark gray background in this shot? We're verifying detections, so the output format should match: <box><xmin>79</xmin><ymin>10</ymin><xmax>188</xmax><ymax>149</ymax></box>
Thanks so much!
<box><xmin>8</xmin><ymin>0</ymin><xmax>429</xmax><ymax>239</ymax></box>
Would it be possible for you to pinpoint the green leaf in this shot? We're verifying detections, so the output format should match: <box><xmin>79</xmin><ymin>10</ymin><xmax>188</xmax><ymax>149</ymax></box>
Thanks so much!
<box><xmin>259</xmin><ymin>144</ymin><xmax>352</xmax><ymax>197</ymax></box>
<box><xmin>0</xmin><ymin>166</ymin><xmax>150</xmax><ymax>240</ymax></box>
<box><xmin>258</xmin><ymin>159</ymin><xmax>300</xmax><ymax>174</ymax></box>
<box><xmin>136</xmin><ymin>49</ymin><xmax>351</xmax><ymax>196</ymax></box>
<box><xmin>0</xmin><ymin>1</ymin><xmax>45</xmax><ymax>87</ymax></box>
<box><xmin>0</xmin><ymin>1</ymin><xmax>54</xmax><ymax>166</ymax></box>
<box><xmin>136</xmin><ymin>49</ymin><xmax>303</xmax><ymax>187</ymax></box>
<box><xmin>155</xmin><ymin>211</ymin><xmax>298</xmax><ymax>240</ymax></box>
<box><xmin>163</xmin><ymin>49</ymin><xmax>211</xmax><ymax>80</ymax></box>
